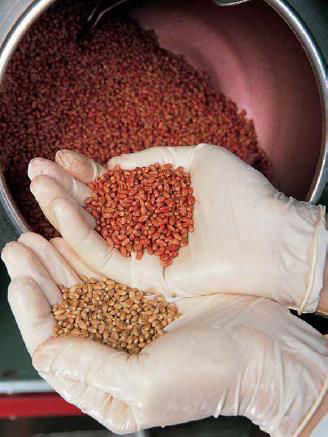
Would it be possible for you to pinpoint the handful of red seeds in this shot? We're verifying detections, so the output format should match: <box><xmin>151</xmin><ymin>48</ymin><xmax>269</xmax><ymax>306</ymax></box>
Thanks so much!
<box><xmin>84</xmin><ymin>163</ymin><xmax>195</xmax><ymax>267</ymax></box>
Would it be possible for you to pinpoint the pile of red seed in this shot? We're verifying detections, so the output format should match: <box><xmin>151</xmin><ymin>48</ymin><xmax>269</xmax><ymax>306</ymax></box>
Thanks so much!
<box><xmin>0</xmin><ymin>0</ymin><xmax>271</xmax><ymax>239</ymax></box>
<box><xmin>85</xmin><ymin>164</ymin><xmax>194</xmax><ymax>267</ymax></box>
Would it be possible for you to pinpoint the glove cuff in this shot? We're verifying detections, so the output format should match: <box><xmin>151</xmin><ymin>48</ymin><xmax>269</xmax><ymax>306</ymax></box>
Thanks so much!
<box><xmin>293</xmin><ymin>378</ymin><xmax>328</xmax><ymax>437</ymax></box>
<box><xmin>298</xmin><ymin>206</ymin><xmax>327</xmax><ymax>313</ymax></box>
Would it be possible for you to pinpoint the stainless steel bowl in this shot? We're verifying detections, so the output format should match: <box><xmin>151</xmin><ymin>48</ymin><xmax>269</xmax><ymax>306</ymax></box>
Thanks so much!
<box><xmin>0</xmin><ymin>0</ymin><xmax>327</xmax><ymax>238</ymax></box>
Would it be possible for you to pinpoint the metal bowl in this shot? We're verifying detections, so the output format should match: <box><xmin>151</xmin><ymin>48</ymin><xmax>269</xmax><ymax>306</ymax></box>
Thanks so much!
<box><xmin>0</xmin><ymin>0</ymin><xmax>327</xmax><ymax>237</ymax></box>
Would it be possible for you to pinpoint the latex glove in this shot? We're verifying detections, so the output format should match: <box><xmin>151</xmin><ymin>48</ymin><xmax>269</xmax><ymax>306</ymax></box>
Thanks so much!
<box><xmin>2</xmin><ymin>232</ymin><xmax>327</xmax><ymax>436</ymax></box>
<box><xmin>28</xmin><ymin>144</ymin><xmax>327</xmax><ymax>313</ymax></box>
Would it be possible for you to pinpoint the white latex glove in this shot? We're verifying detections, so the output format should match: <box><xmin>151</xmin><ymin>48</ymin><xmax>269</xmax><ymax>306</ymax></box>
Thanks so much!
<box><xmin>28</xmin><ymin>144</ymin><xmax>327</xmax><ymax>313</ymax></box>
<box><xmin>2</xmin><ymin>232</ymin><xmax>327</xmax><ymax>436</ymax></box>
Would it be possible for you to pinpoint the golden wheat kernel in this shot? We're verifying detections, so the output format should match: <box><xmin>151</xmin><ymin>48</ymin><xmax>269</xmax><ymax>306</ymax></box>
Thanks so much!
<box><xmin>111</xmin><ymin>332</ymin><xmax>119</xmax><ymax>340</ymax></box>
<box><xmin>120</xmin><ymin>312</ymin><xmax>127</xmax><ymax>321</ymax></box>
<box><xmin>71</xmin><ymin>329</ymin><xmax>80</xmax><ymax>336</ymax></box>
<box><xmin>53</xmin><ymin>308</ymin><xmax>64</xmax><ymax>315</ymax></box>
<box><xmin>131</xmin><ymin>326</ymin><xmax>139</xmax><ymax>336</ymax></box>
<box><xmin>98</xmin><ymin>325</ymin><xmax>105</xmax><ymax>334</ymax></box>
<box><xmin>128</xmin><ymin>291</ymin><xmax>136</xmax><ymax>300</ymax></box>
<box><xmin>152</xmin><ymin>321</ymin><xmax>160</xmax><ymax>329</ymax></box>
<box><xmin>54</xmin><ymin>313</ymin><xmax>67</xmax><ymax>321</ymax></box>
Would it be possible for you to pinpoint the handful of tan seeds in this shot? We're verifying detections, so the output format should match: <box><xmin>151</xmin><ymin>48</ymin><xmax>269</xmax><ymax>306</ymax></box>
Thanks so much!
<box><xmin>52</xmin><ymin>276</ymin><xmax>179</xmax><ymax>354</ymax></box>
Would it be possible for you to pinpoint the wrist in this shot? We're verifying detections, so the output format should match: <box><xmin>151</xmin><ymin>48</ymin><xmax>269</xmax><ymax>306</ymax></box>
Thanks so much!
<box><xmin>242</xmin><ymin>350</ymin><xmax>328</xmax><ymax>436</ymax></box>
<box><xmin>300</xmin><ymin>392</ymin><xmax>328</xmax><ymax>437</ymax></box>
<box><xmin>317</xmin><ymin>258</ymin><xmax>328</xmax><ymax>314</ymax></box>
<box><xmin>298</xmin><ymin>209</ymin><xmax>327</xmax><ymax>314</ymax></box>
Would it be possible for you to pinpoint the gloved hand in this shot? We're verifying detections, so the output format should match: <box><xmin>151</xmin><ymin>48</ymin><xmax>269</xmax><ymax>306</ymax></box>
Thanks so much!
<box><xmin>2</xmin><ymin>232</ymin><xmax>327</xmax><ymax>437</ymax></box>
<box><xmin>28</xmin><ymin>144</ymin><xmax>327</xmax><ymax>313</ymax></box>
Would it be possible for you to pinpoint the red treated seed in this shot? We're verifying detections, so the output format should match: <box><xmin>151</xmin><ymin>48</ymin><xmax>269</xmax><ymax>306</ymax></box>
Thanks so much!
<box><xmin>161</xmin><ymin>259</ymin><xmax>173</xmax><ymax>268</ymax></box>
<box><xmin>136</xmin><ymin>251</ymin><xmax>144</xmax><ymax>261</ymax></box>
<box><xmin>106</xmin><ymin>237</ymin><xmax>114</xmax><ymax>248</ymax></box>
<box><xmin>173</xmin><ymin>232</ymin><xmax>182</xmax><ymax>241</ymax></box>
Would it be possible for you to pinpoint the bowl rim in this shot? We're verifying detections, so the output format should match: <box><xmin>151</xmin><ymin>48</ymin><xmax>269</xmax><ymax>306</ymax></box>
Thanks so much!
<box><xmin>267</xmin><ymin>0</ymin><xmax>328</xmax><ymax>204</ymax></box>
<box><xmin>0</xmin><ymin>0</ymin><xmax>327</xmax><ymax>235</ymax></box>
